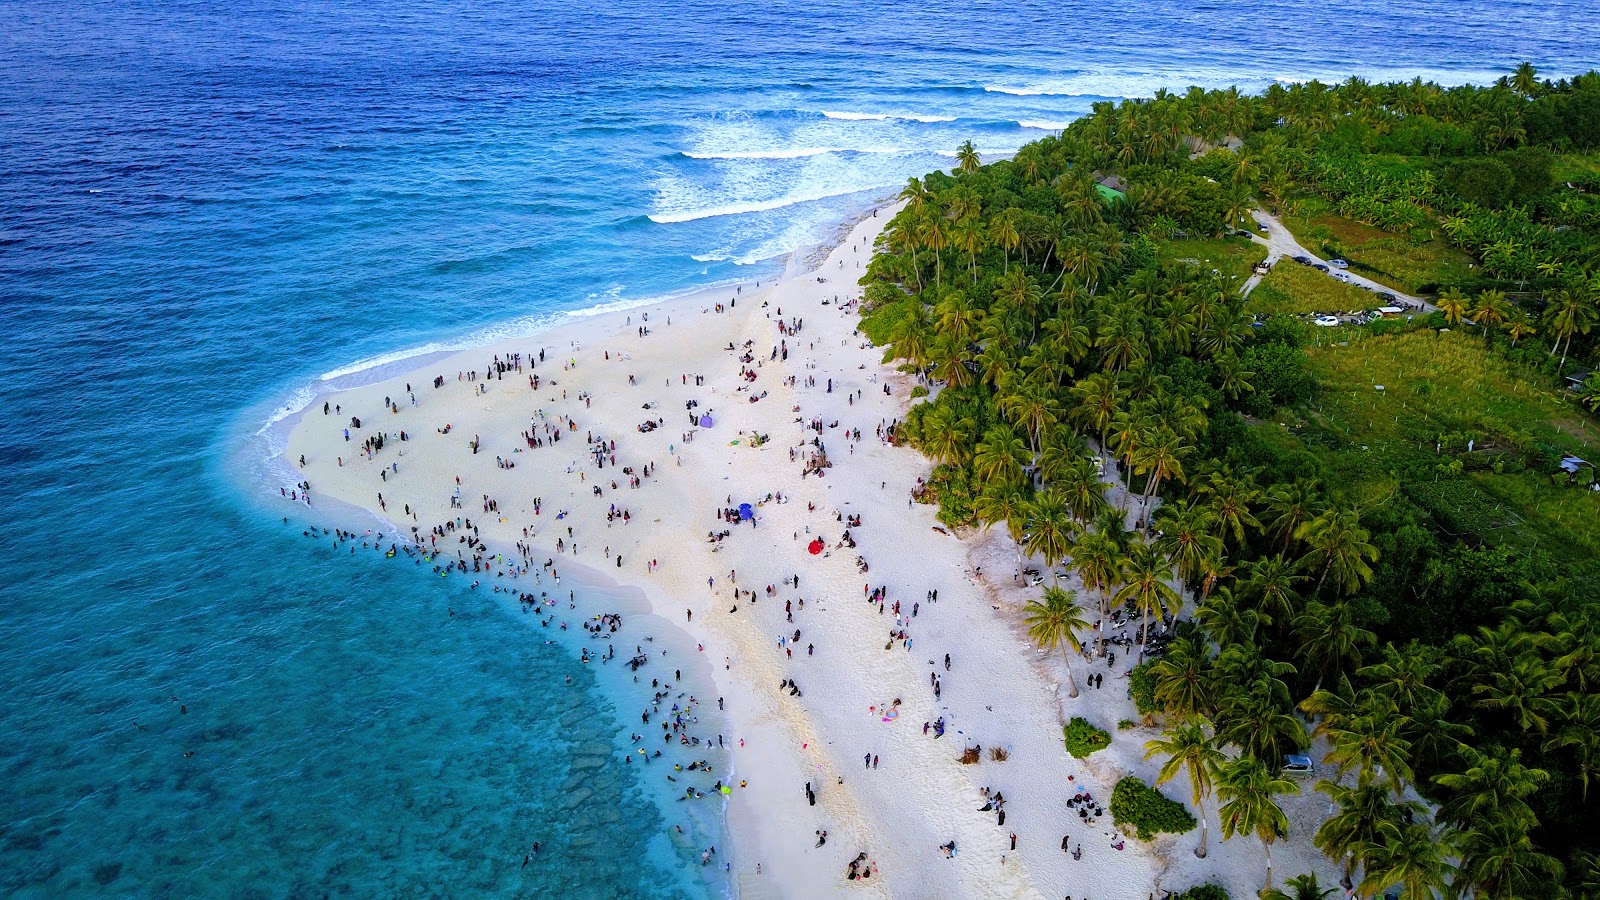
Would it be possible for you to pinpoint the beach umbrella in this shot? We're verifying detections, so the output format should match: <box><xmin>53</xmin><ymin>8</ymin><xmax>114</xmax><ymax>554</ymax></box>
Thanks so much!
<box><xmin>699</xmin><ymin>415</ymin><xmax>713</xmax><ymax>428</ymax></box>
<box><xmin>738</xmin><ymin>503</ymin><xmax>753</xmax><ymax>520</ymax></box>
<box><xmin>807</xmin><ymin>539</ymin><xmax>824</xmax><ymax>555</ymax></box>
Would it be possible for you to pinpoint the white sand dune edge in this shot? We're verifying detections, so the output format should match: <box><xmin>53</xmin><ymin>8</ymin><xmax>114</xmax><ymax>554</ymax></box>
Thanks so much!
<box><xmin>285</xmin><ymin>204</ymin><xmax>1341</xmax><ymax>899</ymax></box>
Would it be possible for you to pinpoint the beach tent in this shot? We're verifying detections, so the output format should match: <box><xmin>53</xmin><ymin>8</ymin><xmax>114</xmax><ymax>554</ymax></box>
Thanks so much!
<box><xmin>699</xmin><ymin>415</ymin><xmax>713</xmax><ymax>428</ymax></box>
<box><xmin>807</xmin><ymin>539</ymin><xmax>824</xmax><ymax>555</ymax></box>
<box><xmin>738</xmin><ymin>503</ymin><xmax>753</xmax><ymax>520</ymax></box>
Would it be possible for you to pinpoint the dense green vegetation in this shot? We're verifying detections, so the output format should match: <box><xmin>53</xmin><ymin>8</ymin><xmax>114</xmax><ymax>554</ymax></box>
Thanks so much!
<box><xmin>1062</xmin><ymin>716</ymin><xmax>1111</xmax><ymax>757</ymax></box>
<box><xmin>1111</xmin><ymin>775</ymin><xmax>1199</xmax><ymax>840</ymax></box>
<box><xmin>861</xmin><ymin>65</ymin><xmax>1600</xmax><ymax>897</ymax></box>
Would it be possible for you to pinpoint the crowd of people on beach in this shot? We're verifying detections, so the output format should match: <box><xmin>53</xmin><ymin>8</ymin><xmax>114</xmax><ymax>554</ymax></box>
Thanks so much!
<box><xmin>282</xmin><ymin>225</ymin><xmax>1147</xmax><ymax>895</ymax></box>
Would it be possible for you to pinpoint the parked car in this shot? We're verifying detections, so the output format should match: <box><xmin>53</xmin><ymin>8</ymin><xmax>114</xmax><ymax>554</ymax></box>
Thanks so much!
<box><xmin>1376</xmin><ymin>291</ymin><xmax>1398</xmax><ymax>302</ymax></box>
<box><xmin>1293</xmin><ymin>255</ymin><xmax>1312</xmax><ymax>265</ymax></box>
<box><xmin>1328</xmin><ymin>258</ymin><xmax>1350</xmax><ymax>268</ymax></box>
<box><xmin>1313</xmin><ymin>264</ymin><xmax>1329</xmax><ymax>272</ymax></box>
<box><xmin>1314</xmin><ymin>315</ymin><xmax>1341</xmax><ymax>327</ymax></box>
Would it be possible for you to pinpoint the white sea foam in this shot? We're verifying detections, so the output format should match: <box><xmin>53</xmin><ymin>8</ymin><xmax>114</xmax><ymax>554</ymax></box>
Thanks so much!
<box><xmin>649</xmin><ymin>184</ymin><xmax>897</xmax><ymax>224</ymax></box>
<box><xmin>1017</xmin><ymin>119</ymin><xmax>1073</xmax><ymax>131</ymax></box>
<box><xmin>820</xmin><ymin>110</ymin><xmax>956</xmax><ymax>123</ymax></box>
<box><xmin>691</xmin><ymin>252</ymin><xmax>729</xmax><ymax>262</ymax></box>
<box><xmin>317</xmin><ymin>344</ymin><xmax>450</xmax><ymax>381</ymax></box>
<box><xmin>684</xmin><ymin>147</ymin><xmax>848</xmax><ymax>160</ymax></box>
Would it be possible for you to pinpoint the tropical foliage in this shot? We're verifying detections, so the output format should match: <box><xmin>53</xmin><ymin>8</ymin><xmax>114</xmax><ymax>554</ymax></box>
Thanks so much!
<box><xmin>861</xmin><ymin>63</ymin><xmax>1600</xmax><ymax>897</ymax></box>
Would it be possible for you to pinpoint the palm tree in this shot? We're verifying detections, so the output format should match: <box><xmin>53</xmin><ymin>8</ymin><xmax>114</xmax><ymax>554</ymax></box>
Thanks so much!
<box><xmin>1263</xmin><ymin>479</ymin><xmax>1324</xmax><ymax>551</ymax></box>
<box><xmin>1133</xmin><ymin>426</ymin><xmax>1188</xmax><ymax>516</ymax></box>
<box><xmin>1115</xmin><ymin>539</ymin><xmax>1182</xmax><ymax>661</ymax></box>
<box><xmin>1295</xmin><ymin>508</ymin><xmax>1379</xmax><ymax>597</ymax></box>
<box><xmin>1293</xmin><ymin>601</ymin><xmax>1376</xmax><ymax>692</ymax></box>
<box><xmin>1435</xmin><ymin>288</ymin><xmax>1469</xmax><ymax>326</ymax></box>
<box><xmin>1056</xmin><ymin>454</ymin><xmax>1110</xmax><ymax>523</ymax></box>
<box><xmin>1215</xmin><ymin>755</ymin><xmax>1299</xmax><ymax>890</ymax></box>
<box><xmin>1324</xmin><ymin>704</ymin><xmax>1415</xmax><ymax>796</ymax></box>
<box><xmin>955</xmin><ymin>139</ymin><xmax>981</xmax><ymax>175</ymax></box>
<box><xmin>1259</xmin><ymin>873</ymin><xmax>1334</xmax><ymax>900</ymax></box>
<box><xmin>1023</xmin><ymin>490</ymin><xmax>1077</xmax><ymax>568</ymax></box>
<box><xmin>1543</xmin><ymin>286</ymin><xmax>1599</xmax><ymax>372</ymax></box>
<box><xmin>1197</xmin><ymin>589</ymin><xmax>1265</xmax><ymax>648</ymax></box>
<box><xmin>1471</xmin><ymin>289</ymin><xmax>1512</xmax><ymax>335</ymax></box>
<box><xmin>1145</xmin><ymin>718</ymin><xmax>1226</xmax><ymax>857</ymax></box>
<box><xmin>1154</xmin><ymin>499</ymin><xmax>1223</xmax><ymax>589</ymax></box>
<box><xmin>1150</xmin><ymin>632</ymin><xmax>1216</xmax><ymax>721</ymax></box>
<box><xmin>1025</xmin><ymin>585</ymin><xmax>1090</xmax><ymax>698</ymax></box>
<box><xmin>1545</xmin><ymin>690</ymin><xmax>1600</xmax><ymax>802</ymax></box>
<box><xmin>989</xmin><ymin>208</ymin><xmax>1022</xmax><ymax>273</ymax></box>
<box><xmin>1198</xmin><ymin>468</ymin><xmax>1263</xmax><ymax>546</ymax></box>
<box><xmin>1433</xmin><ymin>745</ymin><xmax>1549</xmax><ymax>831</ymax></box>
<box><xmin>1512</xmin><ymin>61</ymin><xmax>1539</xmax><ymax>97</ymax></box>
<box><xmin>1454</xmin><ymin>820</ymin><xmax>1565</xmax><ymax>900</ymax></box>
<box><xmin>1358</xmin><ymin>820</ymin><xmax>1457</xmax><ymax>900</ymax></box>
<box><xmin>973</xmin><ymin>484</ymin><xmax>1030</xmax><ymax>546</ymax></box>
<box><xmin>973</xmin><ymin>426</ymin><xmax>1029</xmax><ymax>488</ymax></box>
<box><xmin>1071</xmin><ymin>529</ymin><xmax>1123</xmax><ymax>656</ymax></box>
<box><xmin>1315</xmin><ymin>778</ymin><xmax>1425</xmax><ymax>889</ymax></box>
<box><xmin>1241</xmin><ymin>555</ymin><xmax>1305</xmax><ymax>626</ymax></box>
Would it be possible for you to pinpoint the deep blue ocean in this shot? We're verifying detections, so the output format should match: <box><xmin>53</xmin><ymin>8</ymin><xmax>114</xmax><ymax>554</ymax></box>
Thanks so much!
<box><xmin>2</xmin><ymin>0</ymin><xmax>1596</xmax><ymax>894</ymax></box>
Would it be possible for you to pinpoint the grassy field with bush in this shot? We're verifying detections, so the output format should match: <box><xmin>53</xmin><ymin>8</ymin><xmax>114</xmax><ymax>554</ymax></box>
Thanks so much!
<box><xmin>1280</xmin><ymin>193</ymin><xmax>1478</xmax><ymax>293</ymax></box>
<box><xmin>1156</xmin><ymin>234</ymin><xmax>1266</xmax><ymax>283</ymax></box>
<box><xmin>1246</xmin><ymin>260</ymin><xmax>1377</xmax><ymax>317</ymax></box>
<box><xmin>1264</xmin><ymin>329</ymin><xmax>1600</xmax><ymax>560</ymax></box>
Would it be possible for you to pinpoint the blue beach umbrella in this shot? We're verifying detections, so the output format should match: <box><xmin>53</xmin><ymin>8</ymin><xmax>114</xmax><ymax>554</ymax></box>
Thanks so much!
<box><xmin>738</xmin><ymin>503</ymin><xmax>753</xmax><ymax>520</ymax></box>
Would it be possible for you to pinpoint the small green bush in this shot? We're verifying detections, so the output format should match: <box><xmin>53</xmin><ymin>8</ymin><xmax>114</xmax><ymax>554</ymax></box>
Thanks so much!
<box><xmin>1171</xmin><ymin>885</ymin><xmax>1229</xmax><ymax>900</ymax></box>
<box><xmin>1063</xmin><ymin>717</ymin><xmax>1111</xmax><ymax>757</ymax></box>
<box><xmin>909</xmin><ymin>385</ymin><xmax>929</xmax><ymax>399</ymax></box>
<box><xmin>1110</xmin><ymin>776</ymin><xmax>1197</xmax><ymax>840</ymax></box>
<box><xmin>1117</xmin><ymin>719</ymin><xmax>1137</xmax><ymax>730</ymax></box>
<box><xmin>1129</xmin><ymin>660</ymin><xmax>1159</xmax><ymax>717</ymax></box>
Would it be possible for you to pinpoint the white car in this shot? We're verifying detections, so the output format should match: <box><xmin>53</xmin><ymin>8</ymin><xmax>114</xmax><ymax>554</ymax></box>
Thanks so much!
<box><xmin>1314</xmin><ymin>315</ymin><xmax>1341</xmax><ymax>327</ymax></box>
<box><xmin>1328</xmin><ymin>258</ymin><xmax>1350</xmax><ymax>268</ymax></box>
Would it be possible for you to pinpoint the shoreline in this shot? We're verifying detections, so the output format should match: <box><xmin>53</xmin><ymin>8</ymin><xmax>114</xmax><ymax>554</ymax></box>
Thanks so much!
<box><xmin>273</xmin><ymin>199</ymin><xmax>1278</xmax><ymax>898</ymax></box>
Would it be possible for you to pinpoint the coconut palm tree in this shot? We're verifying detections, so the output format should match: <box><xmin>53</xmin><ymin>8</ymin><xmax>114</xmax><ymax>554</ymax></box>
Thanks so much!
<box><xmin>955</xmin><ymin>140</ymin><xmax>981</xmax><ymax>174</ymax></box>
<box><xmin>1315</xmin><ymin>778</ymin><xmax>1425</xmax><ymax>890</ymax></box>
<box><xmin>1145</xmin><ymin>718</ymin><xmax>1226</xmax><ymax>857</ymax></box>
<box><xmin>1056</xmin><ymin>454</ymin><xmax>1110</xmax><ymax>523</ymax></box>
<box><xmin>1025</xmin><ymin>586</ymin><xmax>1090</xmax><ymax>698</ymax></box>
<box><xmin>973</xmin><ymin>426</ymin><xmax>1030</xmax><ymax>488</ymax></box>
<box><xmin>1259</xmin><ymin>873</ymin><xmax>1334</xmax><ymax>900</ymax></box>
<box><xmin>1197</xmin><ymin>467</ymin><xmax>1263</xmax><ymax>546</ymax></box>
<box><xmin>973</xmin><ymin>484</ymin><xmax>1030</xmax><ymax>546</ymax></box>
<box><xmin>1544</xmin><ymin>690</ymin><xmax>1600</xmax><ymax>802</ymax></box>
<box><xmin>1150</xmin><ymin>631</ymin><xmax>1216</xmax><ymax>720</ymax></box>
<box><xmin>1264</xmin><ymin>480</ymin><xmax>1325</xmax><ymax>552</ymax></box>
<box><xmin>1241</xmin><ymin>555</ymin><xmax>1305</xmax><ymax>626</ymax></box>
<box><xmin>989</xmin><ymin>208</ymin><xmax>1022</xmax><ymax>273</ymax></box>
<box><xmin>1433</xmin><ymin>745</ymin><xmax>1549</xmax><ymax>831</ymax></box>
<box><xmin>1454</xmin><ymin>819</ymin><xmax>1565</xmax><ymax>900</ymax></box>
<box><xmin>1071</xmin><ymin>529</ymin><xmax>1123</xmax><ymax>656</ymax></box>
<box><xmin>1324</xmin><ymin>704</ymin><xmax>1415</xmax><ymax>796</ymax></box>
<box><xmin>1435</xmin><ymin>288</ymin><xmax>1470</xmax><ymax>326</ymax></box>
<box><xmin>1359</xmin><ymin>820</ymin><xmax>1457</xmax><ymax>900</ymax></box>
<box><xmin>1216</xmin><ymin>755</ymin><xmax>1299</xmax><ymax>890</ymax></box>
<box><xmin>1023</xmin><ymin>490</ymin><xmax>1077</xmax><ymax>568</ymax></box>
<box><xmin>1154</xmin><ymin>499</ymin><xmax>1223</xmax><ymax>589</ymax></box>
<box><xmin>1115</xmin><ymin>539</ymin><xmax>1182</xmax><ymax>661</ymax></box>
<box><xmin>1542</xmin><ymin>286</ymin><xmax>1599</xmax><ymax>372</ymax></box>
<box><xmin>1133</xmin><ymin>426</ymin><xmax>1188</xmax><ymax>516</ymax></box>
<box><xmin>1293</xmin><ymin>601</ymin><xmax>1376</xmax><ymax>692</ymax></box>
<box><xmin>1295</xmin><ymin>508</ymin><xmax>1379</xmax><ymax>598</ymax></box>
<box><xmin>1197</xmin><ymin>589</ymin><xmax>1266</xmax><ymax>648</ymax></box>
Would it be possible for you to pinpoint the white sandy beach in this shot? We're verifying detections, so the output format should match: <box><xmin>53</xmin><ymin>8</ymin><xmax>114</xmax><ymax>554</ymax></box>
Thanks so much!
<box><xmin>283</xmin><ymin>205</ymin><xmax>1341</xmax><ymax>899</ymax></box>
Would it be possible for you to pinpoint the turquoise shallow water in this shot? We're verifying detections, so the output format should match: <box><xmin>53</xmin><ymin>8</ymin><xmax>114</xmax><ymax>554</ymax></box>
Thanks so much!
<box><xmin>3</xmin><ymin>0</ymin><xmax>1598</xmax><ymax>894</ymax></box>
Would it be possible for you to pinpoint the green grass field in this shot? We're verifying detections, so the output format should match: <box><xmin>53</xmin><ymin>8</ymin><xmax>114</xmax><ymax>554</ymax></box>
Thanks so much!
<box><xmin>1247</xmin><ymin>259</ymin><xmax>1376</xmax><ymax>317</ymax></box>
<box><xmin>1269</xmin><ymin>329</ymin><xmax>1600</xmax><ymax>560</ymax></box>
<box><xmin>1281</xmin><ymin>195</ymin><xmax>1477</xmax><ymax>294</ymax></box>
<box><xmin>1156</xmin><ymin>234</ymin><xmax>1267</xmax><ymax>284</ymax></box>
